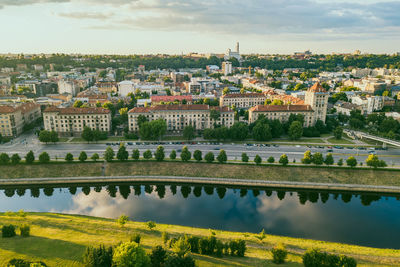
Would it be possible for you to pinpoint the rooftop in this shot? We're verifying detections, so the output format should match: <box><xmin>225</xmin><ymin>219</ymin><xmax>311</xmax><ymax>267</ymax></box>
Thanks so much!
<box><xmin>44</xmin><ymin>106</ymin><xmax>110</xmax><ymax>115</ymax></box>
<box><xmin>308</xmin><ymin>82</ymin><xmax>327</xmax><ymax>93</ymax></box>
<box><xmin>249</xmin><ymin>104</ymin><xmax>313</xmax><ymax>112</ymax></box>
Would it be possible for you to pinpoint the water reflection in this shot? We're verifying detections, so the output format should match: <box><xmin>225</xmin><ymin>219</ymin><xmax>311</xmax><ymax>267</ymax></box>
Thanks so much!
<box><xmin>0</xmin><ymin>183</ymin><xmax>400</xmax><ymax>249</ymax></box>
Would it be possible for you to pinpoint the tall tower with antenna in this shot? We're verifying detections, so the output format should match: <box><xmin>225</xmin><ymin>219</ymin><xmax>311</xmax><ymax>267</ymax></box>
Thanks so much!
<box><xmin>236</xmin><ymin>42</ymin><xmax>239</xmax><ymax>53</ymax></box>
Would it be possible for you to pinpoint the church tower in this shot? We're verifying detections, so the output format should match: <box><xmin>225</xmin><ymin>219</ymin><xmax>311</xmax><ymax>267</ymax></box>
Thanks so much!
<box><xmin>236</xmin><ymin>42</ymin><xmax>239</xmax><ymax>53</ymax></box>
<box><xmin>305</xmin><ymin>82</ymin><xmax>329</xmax><ymax>124</ymax></box>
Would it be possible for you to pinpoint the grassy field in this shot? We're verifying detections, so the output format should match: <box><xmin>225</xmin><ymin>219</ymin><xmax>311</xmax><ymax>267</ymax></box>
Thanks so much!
<box><xmin>273</xmin><ymin>138</ymin><xmax>326</xmax><ymax>143</ymax></box>
<box><xmin>0</xmin><ymin>212</ymin><xmax>398</xmax><ymax>267</ymax></box>
<box><xmin>326</xmin><ymin>137</ymin><xmax>355</xmax><ymax>144</ymax></box>
<box><xmin>0</xmin><ymin>161</ymin><xmax>400</xmax><ymax>187</ymax></box>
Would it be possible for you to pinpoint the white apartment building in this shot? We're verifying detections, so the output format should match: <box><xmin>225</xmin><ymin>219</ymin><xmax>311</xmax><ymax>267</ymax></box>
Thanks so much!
<box><xmin>304</xmin><ymin>82</ymin><xmax>329</xmax><ymax>123</ymax></box>
<box><xmin>222</xmin><ymin>61</ymin><xmax>233</xmax><ymax>76</ymax></box>
<box><xmin>58</xmin><ymin>80</ymin><xmax>78</xmax><ymax>96</ymax></box>
<box><xmin>128</xmin><ymin>104</ymin><xmax>234</xmax><ymax>132</ymax></box>
<box><xmin>43</xmin><ymin>107</ymin><xmax>111</xmax><ymax>136</ymax></box>
<box><xmin>118</xmin><ymin>80</ymin><xmax>135</xmax><ymax>97</ymax></box>
<box><xmin>220</xmin><ymin>93</ymin><xmax>267</xmax><ymax>108</ymax></box>
<box><xmin>0</xmin><ymin>102</ymin><xmax>41</xmax><ymax>137</ymax></box>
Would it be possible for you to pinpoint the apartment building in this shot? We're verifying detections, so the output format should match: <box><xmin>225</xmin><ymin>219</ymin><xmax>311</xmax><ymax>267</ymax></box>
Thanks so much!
<box><xmin>248</xmin><ymin>105</ymin><xmax>315</xmax><ymax>127</ymax></box>
<box><xmin>0</xmin><ymin>102</ymin><xmax>41</xmax><ymax>137</ymax></box>
<box><xmin>304</xmin><ymin>82</ymin><xmax>329</xmax><ymax>123</ymax></box>
<box><xmin>43</xmin><ymin>107</ymin><xmax>111</xmax><ymax>136</ymax></box>
<box><xmin>128</xmin><ymin>104</ymin><xmax>234</xmax><ymax>132</ymax></box>
<box><xmin>96</xmin><ymin>81</ymin><xmax>117</xmax><ymax>94</ymax></box>
<box><xmin>151</xmin><ymin>95</ymin><xmax>193</xmax><ymax>105</ymax></box>
<box><xmin>220</xmin><ymin>93</ymin><xmax>267</xmax><ymax>108</ymax></box>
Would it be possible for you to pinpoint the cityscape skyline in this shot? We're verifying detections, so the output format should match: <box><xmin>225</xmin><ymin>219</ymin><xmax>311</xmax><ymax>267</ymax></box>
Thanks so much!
<box><xmin>1</xmin><ymin>0</ymin><xmax>400</xmax><ymax>54</ymax></box>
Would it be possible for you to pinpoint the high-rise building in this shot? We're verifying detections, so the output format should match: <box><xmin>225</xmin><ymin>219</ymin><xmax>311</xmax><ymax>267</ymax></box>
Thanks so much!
<box><xmin>304</xmin><ymin>82</ymin><xmax>329</xmax><ymax>123</ymax></box>
<box><xmin>222</xmin><ymin>61</ymin><xmax>232</xmax><ymax>76</ymax></box>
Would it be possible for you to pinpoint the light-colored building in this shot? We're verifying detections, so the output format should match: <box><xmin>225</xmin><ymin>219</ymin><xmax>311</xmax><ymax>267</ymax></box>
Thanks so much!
<box><xmin>248</xmin><ymin>105</ymin><xmax>315</xmax><ymax>127</ymax></box>
<box><xmin>58</xmin><ymin>79</ymin><xmax>78</xmax><ymax>96</ymax></box>
<box><xmin>118</xmin><ymin>80</ymin><xmax>135</xmax><ymax>97</ymax></box>
<box><xmin>96</xmin><ymin>81</ymin><xmax>117</xmax><ymax>94</ymax></box>
<box><xmin>334</xmin><ymin>101</ymin><xmax>364</xmax><ymax>116</ymax></box>
<box><xmin>222</xmin><ymin>61</ymin><xmax>232</xmax><ymax>76</ymax></box>
<box><xmin>304</xmin><ymin>82</ymin><xmax>329</xmax><ymax>123</ymax></box>
<box><xmin>0</xmin><ymin>102</ymin><xmax>41</xmax><ymax>137</ymax></box>
<box><xmin>128</xmin><ymin>104</ymin><xmax>234</xmax><ymax>132</ymax></box>
<box><xmin>43</xmin><ymin>107</ymin><xmax>111</xmax><ymax>136</ymax></box>
<box><xmin>224</xmin><ymin>42</ymin><xmax>241</xmax><ymax>61</ymax></box>
<box><xmin>220</xmin><ymin>93</ymin><xmax>267</xmax><ymax>108</ymax></box>
<box><xmin>151</xmin><ymin>95</ymin><xmax>192</xmax><ymax>105</ymax></box>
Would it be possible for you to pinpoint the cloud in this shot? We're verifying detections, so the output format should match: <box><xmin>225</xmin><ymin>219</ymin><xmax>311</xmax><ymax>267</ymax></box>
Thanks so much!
<box><xmin>58</xmin><ymin>11</ymin><xmax>114</xmax><ymax>20</ymax></box>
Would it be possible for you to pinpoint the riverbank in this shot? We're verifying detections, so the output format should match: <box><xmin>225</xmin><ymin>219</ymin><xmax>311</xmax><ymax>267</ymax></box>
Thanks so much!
<box><xmin>0</xmin><ymin>212</ymin><xmax>398</xmax><ymax>266</ymax></box>
<box><xmin>0</xmin><ymin>161</ymin><xmax>400</xmax><ymax>189</ymax></box>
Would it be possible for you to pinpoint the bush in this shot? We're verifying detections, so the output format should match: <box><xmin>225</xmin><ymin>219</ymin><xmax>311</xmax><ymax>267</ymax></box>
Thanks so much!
<box><xmin>180</xmin><ymin>146</ymin><xmax>191</xmax><ymax>162</ymax></box>
<box><xmin>346</xmin><ymin>156</ymin><xmax>357</xmax><ymax>167</ymax></box>
<box><xmin>132</xmin><ymin>149</ymin><xmax>140</xmax><ymax>160</ymax></box>
<box><xmin>7</xmin><ymin>259</ymin><xmax>47</xmax><ymax>267</ymax></box>
<box><xmin>217</xmin><ymin>149</ymin><xmax>227</xmax><ymax>163</ymax></box>
<box><xmin>271</xmin><ymin>244</ymin><xmax>287</xmax><ymax>264</ymax></box>
<box><xmin>2</xmin><ymin>224</ymin><xmax>16</xmax><ymax>238</ymax></box>
<box><xmin>254</xmin><ymin>155</ymin><xmax>262</xmax><ymax>165</ymax></box>
<box><xmin>337</xmin><ymin>158</ymin><xmax>343</xmax><ymax>166</ymax></box>
<box><xmin>11</xmin><ymin>154</ymin><xmax>21</xmax><ymax>164</ymax></box>
<box><xmin>279</xmin><ymin>154</ymin><xmax>289</xmax><ymax>166</ymax></box>
<box><xmin>19</xmin><ymin>224</ymin><xmax>30</xmax><ymax>237</ymax></box>
<box><xmin>313</xmin><ymin>152</ymin><xmax>324</xmax><ymax>165</ymax></box>
<box><xmin>162</xmin><ymin>231</ymin><xmax>170</xmax><ymax>245</ymax></box>
<box><xmin>117</xmin><ymin>215</ymin><xmax>129</xmax><ymax>227</ymax></box>
<box><xmin>172</xmin><ymin>237</ymin><xmax>191</xmax><ymax>258</ymax></box>
<box><xmin>147</xmin><ymin>221</ymin><xmax>156</xmax><ymax>230</ymax></box>
<box><xmin>104</xmin><ymin>146</ymin><xmax>114</xmax><ymax>162</ymax></box>
<box><xmin>143</xmin><ymin>149</ymin><xmax>152</xmax><ymax>160</ymax></box>
<box><xmin>154</xmin><ymin>146</ymin><xmax>165</xmax><ymax>161</ymax></box>
<box><xmin>267</xmin><ymin>156</ymin><xmax>275</xmax><ymax>163</ymax></box>
<box><xmin>236</xmin><ymin>239</ymin><xmax>246</xmax><ymax>257</ymax></box>
<box><xmin>193</xmin><ymin>150</ymin><xmax>202</xmax><ymax>162</ymax></box>
<box><xmin>302</xmin><ymin>248</ymin><xmax>357</xmax><ymax>267</ymax></box>
<box><xmin>82</xmin><ymin>244</ymin><xmax>113</xmax><ymax>267</ymax></box>
<box><xmin>25</xmin><ymin>151</ymin><xmax>35</xmax><ymax>164</ymax></box>
<box><xmin>241</xmin><ymin>153</ymin><xmax>249</xmax><ymax>162</ymax></box>
<box><xmin>130</xmin><ymin>233</ymin><xmax>141</xmax><ymax>244</ymax></box>
<box><xmin>38</xmin><ymin>152</ymin><xmax>50</xmax><ymax>163</ymax></box>
<box><xmin>187</xmin><ymin>236</ymin><xmax>200</xmax><ymax>253</ymax></box>
<box><xmin>150</xmin><ymin>245</ymin><xmax>167</xmax><ymax>267</ymax></box>
<box><xmin>169</xmin><ymin>150</ymin><xmax>176</xmax><ymax>160</ymax></box>
<box><xmin>79</xmin><ymin>151</ymin><xmax>88</xmax><ymax>162</ymax></box>
<box><xmin>204</xmin><ymin>152</ymin><xmax>214</xmax><ymax>163</ymax></box>
<box><xmin>164</xmin><ymin>254</ymin><xmax>195</xmax><ymax>267</ymax></box>
<box><xmin>0</xmin><ymin>153</ymin><xmax>10</xmax><ymax>164</ymax></box>
<box><xmin>91</xmin><ymin>153</ymin><xmax>99</xmax><ymax>161</ymax></box>
<box><xmin>113</xmin><ymin>242</ymin><xmax>150</xmax><ymax>267</ymax></box>
<box><xmin>65</xmin><ymin>153</ymin><xmax>74</xmax><ymax>162</ymax></box>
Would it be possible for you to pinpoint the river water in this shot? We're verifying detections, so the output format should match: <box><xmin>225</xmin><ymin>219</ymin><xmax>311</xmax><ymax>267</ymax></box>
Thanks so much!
<box><xmin>0</xmin><ymin>182</ymin><xmax>399</xmax><ymax>249</ymax></box>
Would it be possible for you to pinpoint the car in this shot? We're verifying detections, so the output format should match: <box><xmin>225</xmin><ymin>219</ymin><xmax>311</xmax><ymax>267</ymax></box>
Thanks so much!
<box><xmin>359</xmin><ymin>147</ymin><xmax>367</xmax><ymax>150</ymax></box>
<box><xmin>347</xmin><ymin>146</ymin><xmax>353</xmax><ymax>149</ymax></box>
<box><xmin>214</xmin><ymin>147</ymin><xmax>220</xmax><ymax>150</ymax></box>
<box><xmin>295</xmin><ymin>145</ymin><xmax>301</xmax><ymax>148</ymax></box>
<box><xmin>177</xmin><ymin>149</ymin><xmax>182</xmax><ymax>152</ymax></box>
<box><xmin>327</xmin><ymin>149</ymin><xmax>333</xmax><ymax>152</ymax></box>
<box><xmin>318</xmin><ymin>146</ymin><xmax>325</xmax><ymax>149</ymax></box>
<box><xmin>368</xmin><ymin>150</ymin><xmax>376</xmax><ymax>154</ymax></box>
<box><xmin>127</xmin><ymin>142</ymin><xmax>133</xmax><ymax>146</ymax></box>
<box><xmin>306</xmin><ymin>145</ymin><xmax>312</xmax><ymax>148</ymax></box>
<box><xmin>106</xmin><ymin>143</ymin><xmax>111</xmax><ymax>146</ymax></box>
<box><xmin>273</xmin><ymin>144</ymin><xmax>279</xmax><ymax>147</ymax></box>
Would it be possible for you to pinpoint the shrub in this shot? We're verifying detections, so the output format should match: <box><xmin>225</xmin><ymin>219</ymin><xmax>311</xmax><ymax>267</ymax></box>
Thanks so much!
<box><xmin>215</xmin><ymin>240</ymin><xmax>224</xmax><ymax>258</ymax></box>
<box><xmin>313</xmin><ymin>152</ymin><xmax>324</xmax><ymax>165</ymax></box>
<box><xmin>19</xmin><ymin>224</ymin><xmax>30</xmax><ymax>237</ymax></box>
<box><xmin>154</xmin><ymin>146</ymin><xmax>165</xmax><ymax>161</ymax></box>
<box><xmin>337</xmin><ymin>158</ymin><xmax>343</xmax><ymax>166</ymax></box>
<box><xmin>25</xmin><ymin>151</ymin><xmax>35</xmax><ymax>164</ymax></box>
<box><xmin>301</xmin><ymin>150</ymin><xmax>313</xmax><ymax>164</ymax></box>
<box><xmin>346</xmin><ymin>156</ymin><xmax>357</xmax><ymax>167</ymax></box>
<box><xmin>82</xmin><ymin>245</ymin><xmax>113</xmax><ymax>267</ymax></box>
<box><xmin>147</xmin><ymin>221</ymin><xmax>156</xmax><ymax>230</ymax></box>
<box><xmin>2</xmin><ymin>224</ymin><xmax>16</xmax><ymax>238</ymax></box>
<box><xmin>91</xmin><ymin>153</ymin><xmax>99</xmax><ymax>161</ymax></box>
<box><xmin>79</xmin><ymin>151</ymin><xmax>88</xmax><ymax>162</ymax></box>
<box><xmin>241</xmin><ymin>153</ymin><xmax>249</xmax><ymax>162</ymax></box>
<box><xmin>150</xmin><ymin>245</ymin><xmax>167</xmax><ymax>267</ymax></box>
<box><xmin>113</xmin><ymin>242</ymin><xmax>150</xmax><ymax>267</ymax></box>
<box><xmin>193</xmin><ymin>150</ymin><xmax>202</xmax><ymax>162</ymax></box>
<box><xmin>11</xmin><ymin>154</ymin><xmax>21</xmax><ymax>164</ymax></box>
<box><xmin>204</xmin><ymin>152</ymin><xmax>214</xmax><ymax>163</ymax></box>
<box><xmin>104</xmin><ymin>147</ymin><xmax>114</xmax><ymax>162</ymax></box>
<box><xmin>180</xmin><ymin>146</ymin><xmax>191</xmax><ymax>161</ymax></box>
<box><xmin>7</xmin><ymin>259</ymin><xmax>48</xmax><ymax>267</ymax></box>
<box><xmin>217</xmin><ymin>149</ymin><xmax>227</xmax><ymax>163</ymax></box>
<box><xmin>324</xmin><ymin>153</ymin><xmax>334</xmax><ymax>165</ymax></box>
<box><xmin>162</xmin><ymin>231</ymin><xmax>170</xmax><ymax>245</ymax></box>
<box><xmin>38</xmin><ymin>152</ymin><xmax>50</xmax><ymax>163</ymax></box>
<box><xmin>302</xmin><ymin>248</ymin><xmax>357</xmax><ymax>267</ymax></box>
<box><xmin>117</xmin><ymin>214</ymin><xmax>129</xmax><ymax>227</ymax></box>
<box><xmin>172</xmin><ymin>237</ymin><xmax>191</xmax><ymax>258</ymax></box>
<box><xmin>65</xmin><ymin>153</ymin><xmax>74</xmax><ymax>162</ymax></box>
<box><xmin>164</xmin><ymin>254</ymin><xmax>195</xmax><ymax>267</ymax></box>
<box><xmin>267</xmin><ymin>156</ymin><xmax>275</xmax><ymax>163</ymax></box>
<box><xmin>143</xmin><ymin>149</ymin><xmax>152</xmax><ymax>160</ymax></box>
<box><xmin>187</xmin><ymin>236</ymin><xmax>200</xmax><ymax>253</ymax></box>
<box><xmin>279</xmin><ymin>154</ymin><xmax>289</xmax><ymax>166</ymax></box>
<box><xmin>254</xmin><ymin>155</ymin><xmax>262</xmax><ymax>165</ymax></box>
<box><xmin>130</xmin><ymin>233</ymin><xmax>141</xmax><ymax>244</ymax></box>
<box><xmin>169</xmin><ymin>150</ymin><xmax>176</xmax><ymax>160</ymax></box>
<box><xmin>236</xmin><ymin>239</ymin><xmax>246</xmax><ymax>257</ymax></box>
<box><xmin>271</xmin><ymin>244</ymin><xmax>288</xmax><ymax>264</ymax></box>
<box><xmin>132</xmin><ymin>149</ymin><xmax>140</xmax><ymax>160</ymax></box>
<box><xmin>0</xmin><ymin>153</ymin><xmax>10</xmax><ymax>164</ymax></box>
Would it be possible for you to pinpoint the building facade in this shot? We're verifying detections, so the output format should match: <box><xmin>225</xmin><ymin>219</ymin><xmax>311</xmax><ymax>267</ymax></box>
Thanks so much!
<box><xmin>304</xmin><ymin>82</ymin><xmax>329</xmax><ymax>123</ymax></box>
<box><xmin>0</xmin><ymin>102</ymin><xmax>41</xmax><ymax>137</ymax></box>
<box><xmin>222</xmin><ymin>61</ymin><xmax>232</xmax><ymax>76</ymax></box>
<box><xmin>220</xmin><ymin>93</ymin><xmax>267</xmax><ymax>108</ymax></box>
<box><xmin>248</xmin><ymin>105</ymin><xmax>315</xmax><ymax>127</ymax></box>
<box><xmin>43</xmin><ymin>107</ymin><xmax>111</xmax><ymax>136</ymax></box>
<box><xmin>128</xmin><ymin>104</ymin><xmax>234</xmax><ymax>132</ymax></box>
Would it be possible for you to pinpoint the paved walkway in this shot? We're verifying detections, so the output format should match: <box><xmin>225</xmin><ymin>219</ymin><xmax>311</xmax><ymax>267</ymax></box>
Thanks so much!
<box><xmin>1</xmin><ymin>175</ymin><xmax>400</xmax><ymax>194</ymax></box>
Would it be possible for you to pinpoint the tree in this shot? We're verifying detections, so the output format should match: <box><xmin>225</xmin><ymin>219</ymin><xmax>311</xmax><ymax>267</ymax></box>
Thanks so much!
<box><xmin>104</xmin><ymin>147</ymin><xmax>115</xmax><ymax>162</ymax></box>
<box><xmin>301</xmin><ymin>150</ymin><xmax>313</xmax><ymax>164</ymax></box>
<box><xmin>271</xmin><ymin>244</ymin><xmax>288</xmax><ymax>264</ymax></box>
<box><xmin>288</xmin><ymin>121</ymin><xmax>303</xmax><ymax>140</ymax></box>
<box><xmin>172</xmin><ymin>237</ymin><xmax>191</xmax><ymax>258</ymax></box>
<box><xmin>183</xmin><ymin>125</ymin><xmax>195</xmax><ymax>140</ymax></box>
<box><xmin>241</xmin><ymin>153</ymin><xmax>249</xmax><ymax>162</ymax></box>
<box><xmin>366</xmin><ymin>154</ymin><xmax>386</xmax><ymax>168</ymax></box>
<box><xmin>333</xmin><ymin>126</ymin><xmax>343</xmax><ymax>140</ymax></box>
<box><xmin>79</xmin><ymin>151</ymin><xmax>87</xmax><ymax>162</ymax></box>
<box><xmin>267</xmin><ymin>156</ymin><xmax>275</xmax><ymax>163</ymax></box>
<box><xmin>217</xmin><ymin>149</ymin><xmax>227</xmax><ymax>163</ymax></box>
<box><xmin>83</xmin><ymin>245</ymin><xmax>113</xmax><ymax>267</ymax></box>
<box><xmin>0</xmin><ymin>153</ymin><xmax>10</xmax><ymax>165</ymax></box>
<box><xmin>169</xmin><ymin>150</ymin><xmax>176</xmax><ymax>160</ymax></box>
<box><xmin>254</xmin><ymin>155</ymin><xmax>262</xmax><ymax>165</ymax></box>
<box><xmin>25</xmin><ymin>151</ymin><xmax>35</xmax><ymax>164</ymax></box>
<box><xmin>132</xmin><ymin>149</ymin><xmax>140</xmax><ymax>160</ymax></box>
<box><xmin>143</xmin><ymin>150</ymin><xmax>152</xmax><ymax>159</ymax></box>
<box><xmin>147</xmin><ymin>221</ymin><xmax>156</xmax><ymax>230</ymax></box>
<box><xmin>150</xmin><ymin>246</ymin><xmax>167</xmax><ymax>267</ymax></box>
<box><xmin>204</xmin><ymin>152</ymin><xmax>214</xmax><ymax>163</ymax></box>
<box><xmin>112</xmin><ymin>242</ymin><xmax>150</xmax><ymax>267</ymax></box>
<box><xmin>180</xmin><ymin>146</ymin><xmax>191</xmax><ymax>162</ymax></box>
<box><xmin>39</xmin><ymin>130</ymin><xmax>51</xmax><ymax>143</ymax></box>
<box><xmin>222</xmin><ymin>87</ymin><xmax>230</xmax><ymax>95</ymax></box>
<box><xmin>279</xmin><ymin>154</ymin><xmax>289</xmax><ymax>166</ymax></box>
<box><xmin>82</xmin><ymin>126</ymin><xmax>93</xmax><ymax>142</ymax></box>
<box><xmin>65</xmin><ymin>153</ymin><xmax>74</xmax><ymax>162</ymax></box>
<box><xmin>324</xmin><ymin>153</ymin><xmax>334</xmax><ymax>165</ymax></box>
<box><xmin>50</xmin><ymin>130</ymin><xmax>59</xmax><ymax>143</ymax></box>
<box><xmin>230</xmin><ymin>122</ymin><xmax>248</xmax><ymax>140</ymax></box>
<box><xmin>193</xmin><ymin>150</ymin><xmax>202</xmax><ymax>162</ymax></box>
<box><xmin>346</xmin><ymin>156</ymin><xmax>357</xmax><ymax>167</ymax></box>
<box><xmin>10</xmin><ymin>154</ymin><xmax>21</xmax><ymax>164</ymax></box>
<box><xmin>210</xmin><ymin>109</ymin><xmax>220</xmax><ymax>126</ymax></box>
<box><xmin>154</xmin><ymin>146</ymin><xmax>165</xmax><ymax>161</ymax></box>
<box><xmin>91</xmin><ymin>153</ymin><xmax>99</xmax><ymax>162</ymax></box>
<box><xmin>117</xmin><ymin>145</ymin><xmax>129</xmax><ymax>161</ymax></box>
<box><xmin>252</xmin><ymin>122</ymin><xmax>272</xmax><ymax>141</ymax></box>
<box><xmin>39</xmin><ymin>152</ymin><xmax>50</xmax><ymax>163</ymax></box>
<box><xmin>313</xmin><ymin>152</ymin><xmax>324</xmax><ymax>165</ymax></box>
<box><xmin>337</xmin><ymin>158</ymin><xmax>343</xmax><ymax>166</ymax></box>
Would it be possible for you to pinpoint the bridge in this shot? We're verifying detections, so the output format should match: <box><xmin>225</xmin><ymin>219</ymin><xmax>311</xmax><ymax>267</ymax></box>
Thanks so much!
<box><xmin>344</xmin><ymin>130</ymin><xmax>400</xmax><ymax>148</ymax></box>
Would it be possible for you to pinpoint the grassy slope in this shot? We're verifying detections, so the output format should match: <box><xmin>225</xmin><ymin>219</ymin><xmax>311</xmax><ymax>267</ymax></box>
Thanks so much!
<box><xmin>0</xmin><ymin>161</ymin><xmax>400</xmax><ymax>187</ymax></box>
<box><xmin>0</xmin><ymin>213</ymin><xmax>398</xmax><ymax>267</ymax></box>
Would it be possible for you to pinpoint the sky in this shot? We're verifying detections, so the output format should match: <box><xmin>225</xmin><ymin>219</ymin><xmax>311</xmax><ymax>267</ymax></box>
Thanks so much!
<box><xmin>0</xmin><ymin>0</ymin><xmax>400</xmax><ymax>55</ymax></box>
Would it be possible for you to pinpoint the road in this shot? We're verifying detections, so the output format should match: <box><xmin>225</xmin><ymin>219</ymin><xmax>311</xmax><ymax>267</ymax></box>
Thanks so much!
<box><xmin>2</xmin><ymin>132</ymin><xmax>400</xmax><ymax>166</ymax></box>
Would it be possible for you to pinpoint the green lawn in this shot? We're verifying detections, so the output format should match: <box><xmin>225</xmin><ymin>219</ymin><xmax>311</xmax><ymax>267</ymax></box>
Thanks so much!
<box><xmin>0</xmin><ymin>213</ymin><xmax>398</xmax><ymax>267</ymax></box>
<box><xmin>273</xmin><ymin>138</ymin><xmax>326</xmax><ymax>143</ymax></box>
<box><xmin>326</xmin><ymin>137</ymin><xmax>354</xmax><ymax>144</ymax></box>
